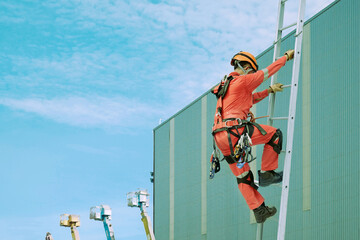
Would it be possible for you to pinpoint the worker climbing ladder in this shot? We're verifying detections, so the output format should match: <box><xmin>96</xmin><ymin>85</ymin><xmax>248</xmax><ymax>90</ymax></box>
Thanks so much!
<box><xmin>256</xmin><ymin>0</ymin><xmax>306</xmax><ymax>239</ymax></box>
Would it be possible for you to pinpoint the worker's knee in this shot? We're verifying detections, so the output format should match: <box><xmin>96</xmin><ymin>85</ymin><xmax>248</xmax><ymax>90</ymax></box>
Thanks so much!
<box><xmin>236</xmin><ymin>170</ymin><xmax>258</xmax><ymax>190</ymax></box>
<box><xmin>267</xmin><ymin>129</ymin><xmax>283</xmax><ymax>154</ymax></box>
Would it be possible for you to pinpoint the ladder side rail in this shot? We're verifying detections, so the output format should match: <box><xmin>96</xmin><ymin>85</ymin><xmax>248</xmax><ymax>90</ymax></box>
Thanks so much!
<box><xmin>256</xmin><ymin>222</ymin><xmax>264</xmax><ymax>240</ymax></box>
<box><xmin>277</xmin><ymin>0</ymin><xmax>306</xmax><ymax>239</ymax></box>
<box><xmin>258</xmin><ymin>0</ymin><xmax>287</xmax><ymax>238</ymax></box>
<box><xmin>267</xmin><ymin>0</ymin><xmax>287</xmax><ymax>127</ymax></box>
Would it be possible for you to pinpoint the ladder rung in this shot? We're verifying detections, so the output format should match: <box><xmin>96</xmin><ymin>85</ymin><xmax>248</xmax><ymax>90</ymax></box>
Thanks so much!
<box><xmin>282</xmin><ymin>84</ymin><xmax>291</xmax><ymax>88</ymax></box>
<box><xmin>254</xmin><ymin>180</ymin><xmax>281</xmax><ymax>187</ymax></box>
<box><xmin>281</xmin><ymin>150</ymin><xmax>286</xmax><ymax>153</ymax></box>
<box><xmin>271</xmin><ymin>117</ymin><xmax>288</xmax><ymax>120</ymax></box>
<box><xmin>280</xmin><ymin>22</ymin><xmax>296</xmax><ymax>31</ymax></box>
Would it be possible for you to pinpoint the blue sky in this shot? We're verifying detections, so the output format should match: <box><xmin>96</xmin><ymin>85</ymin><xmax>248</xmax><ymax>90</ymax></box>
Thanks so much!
<box><xmin>0</xmin><ymin>0</ymin><xmax>334</xmax><ymax>239</ymax></box>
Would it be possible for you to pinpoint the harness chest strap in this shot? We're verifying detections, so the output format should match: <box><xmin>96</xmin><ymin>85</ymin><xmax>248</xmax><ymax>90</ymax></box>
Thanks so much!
<box><xmin>212</xmin><ymin>75</ymin><xmax>234</xmax><ymax>122</ymax></box>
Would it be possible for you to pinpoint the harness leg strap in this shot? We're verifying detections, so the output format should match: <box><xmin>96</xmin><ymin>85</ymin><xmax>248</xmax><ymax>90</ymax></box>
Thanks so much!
<box><xmin>267</xmin><ymin>128</ymin><xmax>283</xmax><ymax>154</ymax></box>
<box><xmin>237</xmin><ymin>170</ymin><xmax>258</xmax><ymax>190</ymax></box>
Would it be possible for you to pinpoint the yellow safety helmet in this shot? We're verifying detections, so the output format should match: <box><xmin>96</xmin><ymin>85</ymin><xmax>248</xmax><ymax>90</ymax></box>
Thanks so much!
<box><xmin>230</xmin><ymin>51</ymin><xmax>258</xmax><ymax>72</ymax></box>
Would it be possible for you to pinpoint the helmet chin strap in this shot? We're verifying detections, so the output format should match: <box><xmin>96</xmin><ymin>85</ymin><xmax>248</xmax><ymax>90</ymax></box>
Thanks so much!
<box><xmin>236</xmin><ymin>62</ymin><xmax>253</xmax><ymax>75</ymax></box>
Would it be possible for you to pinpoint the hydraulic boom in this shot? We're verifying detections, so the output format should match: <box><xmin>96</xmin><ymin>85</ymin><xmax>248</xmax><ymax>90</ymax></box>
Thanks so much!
<box><xmin>45</xmin><ymin>232</ymin><xmax>54</xmax><ymax>240</ymax></box>
<box><xmin>60</xmin><ymin>214</ymin><xmax>80</xmax><ymax>240</ymax></box>
<box><xmin>90</xmin><ymin>205</ymin><xmax>116</xmax><ymax>240</ymax></box>
<box><xmin>127</xmin><ymin>190</ymin><xmax>155</xmax><ymax>240</ymax></box>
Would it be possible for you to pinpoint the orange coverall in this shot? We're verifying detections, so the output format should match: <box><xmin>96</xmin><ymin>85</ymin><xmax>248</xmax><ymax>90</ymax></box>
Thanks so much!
<box><xmin>213</xmin><ymin>56</ymin><xmax>287</xmax><ymax>210</ymax></box>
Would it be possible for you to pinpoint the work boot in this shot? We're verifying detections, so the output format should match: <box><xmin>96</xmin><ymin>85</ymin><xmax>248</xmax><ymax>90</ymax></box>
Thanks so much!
<box><xmin>253</xmin><ymin>204</ymin><xmax>277</xmax><ymax>223</ymax></box>
<box><xmin>258</xmin><ymin>170</ymin><xmax>283</xmax><ymax>187</ymax></box>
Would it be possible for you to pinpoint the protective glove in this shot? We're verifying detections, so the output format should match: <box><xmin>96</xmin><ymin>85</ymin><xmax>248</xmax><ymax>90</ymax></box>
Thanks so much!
<box><xmin>284</xmin><ymin>49</ymin><xmax>295</xmax><ymax>61</ymax></box>
<box><xmin>268</xmin><ymin>83</ymin><xmax>283</xmax><ymax>93</ymax></box>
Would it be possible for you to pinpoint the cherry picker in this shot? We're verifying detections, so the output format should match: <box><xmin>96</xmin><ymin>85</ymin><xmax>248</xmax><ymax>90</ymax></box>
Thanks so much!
<box><xmin>90</xmin><ymin>205</ymin><xmax>116</xmax><ymax>240</ymax></box>
<box><xmin>45</xmin><ymin>232</ymin><xmax>54</xmax><ymax>240</ymax></box>
<box><xmin>127</xmin><ymin>189</ymin><xmax>155</xmax><ymax>240</ymax></box>
<box><xmin>60</xmin><ymin>214</ymin><xmax>80</xmax><ymax>240</ymax></box>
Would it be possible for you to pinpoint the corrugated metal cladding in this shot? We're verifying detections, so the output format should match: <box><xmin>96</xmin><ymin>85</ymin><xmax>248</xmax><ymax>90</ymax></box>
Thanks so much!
<box><xmin>153</xmin><ymin>0</ymin><xmax>359</xmax><ymax>239</ymax></box>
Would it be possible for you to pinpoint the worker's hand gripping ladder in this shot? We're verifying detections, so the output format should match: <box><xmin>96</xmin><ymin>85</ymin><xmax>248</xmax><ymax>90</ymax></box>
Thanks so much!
<box><xmin>257</xmin><ymin>0</ymin><xmax>306</xmax><ymax>240</ymax></box>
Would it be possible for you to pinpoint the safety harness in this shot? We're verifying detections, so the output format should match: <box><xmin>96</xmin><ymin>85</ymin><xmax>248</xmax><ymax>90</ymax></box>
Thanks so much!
<box><xmin>209</xmin><ymin>74</ymin><xmax>276</xmax><ymax>190</ymax></box>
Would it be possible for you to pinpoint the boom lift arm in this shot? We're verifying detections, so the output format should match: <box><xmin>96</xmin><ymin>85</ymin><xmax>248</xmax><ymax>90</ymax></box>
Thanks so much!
<box><xmin>45</xmin><ymin>232</ymin><xmax>54</xmax><ymax>240</ymax></box>
<box><xmin>90</xmin><ymin>205</ymin><xmax>116</xmax><ymax>240</ymax></box>
<box><xmin>60</xmin><ymin>214</ymin><xmax>80</xmax><ymax>240</ymax></box>
<box><xmin>127</xmin><ymin>190</ymin><xmax>156</xmax><ymax>240</ymax></box>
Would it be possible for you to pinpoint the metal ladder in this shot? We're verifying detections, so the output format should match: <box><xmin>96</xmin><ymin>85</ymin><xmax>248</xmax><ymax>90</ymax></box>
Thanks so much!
<box><xmin>256</xmin><ymin>0</ymin><xmax>306</xmax><ymax>239</ymax></box>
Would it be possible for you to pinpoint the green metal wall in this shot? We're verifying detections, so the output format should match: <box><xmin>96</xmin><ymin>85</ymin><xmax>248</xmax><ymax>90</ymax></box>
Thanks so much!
<box><xmin>153</xmin><ymin>0</ymin><xmax>360</xmax><ymax>239</ymax></box>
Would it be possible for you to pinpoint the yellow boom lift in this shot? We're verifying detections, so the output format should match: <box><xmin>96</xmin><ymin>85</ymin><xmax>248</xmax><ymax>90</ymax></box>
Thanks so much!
<box><xmin>127</xmin><ymin>189</ymin><xmax>156</xmax><ymax>240</ymax></box>
<box><xmin>60</xmin><ymin>214</ymin><xmax>81</xmax><ymax>240</ymax></box>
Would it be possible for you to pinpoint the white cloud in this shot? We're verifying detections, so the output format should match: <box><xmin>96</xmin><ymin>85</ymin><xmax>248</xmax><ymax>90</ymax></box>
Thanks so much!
<box><xmin>0</xmin><ymin>0</ymin><xmax>336</xmax><ymax>128</ymax></box>
<box><xmin>56</xmin><ymin>0</ymin><xmax>334</xmax><ymax>104</ymax></box>
<box><xmin>67</xmin><ymin>143</ymin><xmax>114</xmax><ymax>156</ymax></box>
<box><xmin>0</xmin><ymin>97</ymin><xmax>165</xmax><ymax>129</ymax></box>
<box><xmin>62</xmin><ymin>0</ymin><xmax>335</xmax><ymax>53</ymax></box>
